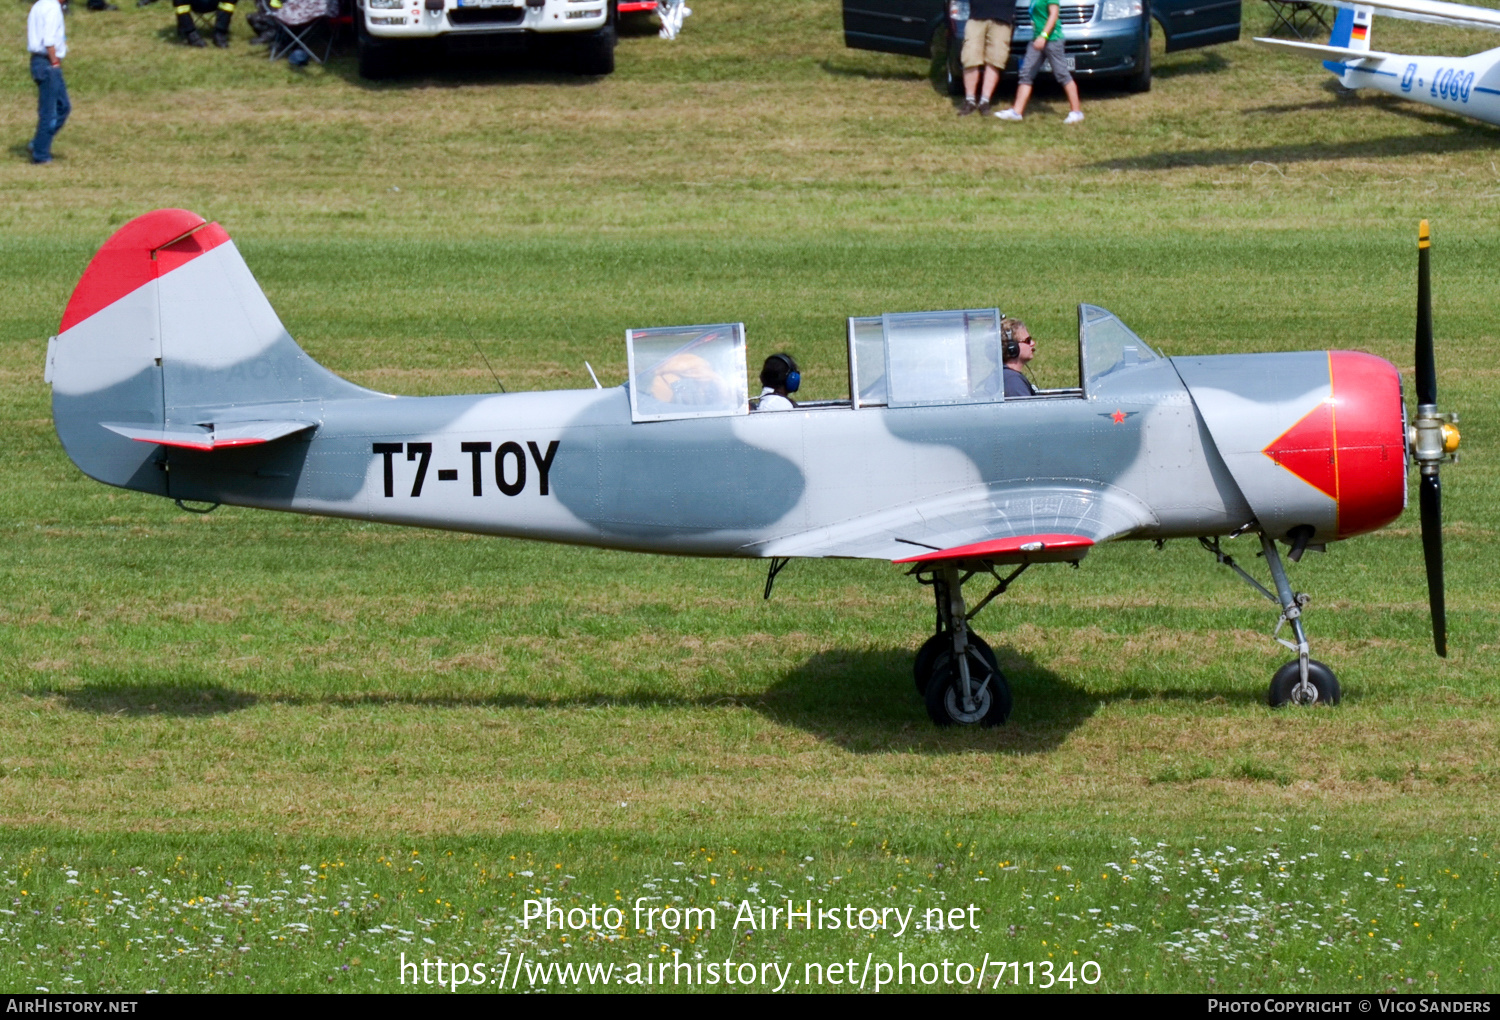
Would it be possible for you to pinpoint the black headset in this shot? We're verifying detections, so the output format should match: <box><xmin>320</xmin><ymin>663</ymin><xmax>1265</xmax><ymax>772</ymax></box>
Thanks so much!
<box><xmin>1001</xmin><ymin>321</ymin><xmax>1020</xmax><ymax>362</ymax></box>
<box><xmin>764</xmin><ymin>353</ymin><xmax>801</xmax><ymax>393</ymax></box>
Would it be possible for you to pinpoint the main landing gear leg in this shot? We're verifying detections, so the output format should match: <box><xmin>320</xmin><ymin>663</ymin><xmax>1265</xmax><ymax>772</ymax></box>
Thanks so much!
<box><xmin>1200</xmin><ymin>534</ymin><xmax>1341</xmax><ymax>707</ymax></box>
<box><xmin>911</xmin><ymin>564</ymin><xmax>1017</xmax><ymax>727</ymax></box>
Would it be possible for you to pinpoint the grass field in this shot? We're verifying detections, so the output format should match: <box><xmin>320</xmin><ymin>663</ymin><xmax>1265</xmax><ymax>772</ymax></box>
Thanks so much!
<box><xmin>0</xmin><ymin>0</ymin><xmax>1498</xmax><ymax>994</ymax></box>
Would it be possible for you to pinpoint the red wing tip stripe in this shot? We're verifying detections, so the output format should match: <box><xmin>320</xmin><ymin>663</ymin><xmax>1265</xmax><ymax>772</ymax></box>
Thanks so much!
<box><xmin>893</xmin><ymin>533</ymin><xmax>1095</xmax><ymax>564</ymax></box>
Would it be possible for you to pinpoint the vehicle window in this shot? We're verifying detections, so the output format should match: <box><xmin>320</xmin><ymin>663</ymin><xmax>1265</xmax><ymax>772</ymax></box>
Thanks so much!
<box><xmin>848</xmin><ymin>315</ymin><xmax>887</xmax><ymax>407</ymax></box>
<box><xmin>1079</xmin><ymin>304</ymin><xmax>1159</xmax><ymax>392</ymax></box>
<box><xmin>626</xmin><ymin>322</ymin><xmax>749</xmax><ymax>422</ymax></box>
<box><xmin>882</xmin><ymin>308</ymin><xmax>1005</xmax><ymax>408</ymax></box>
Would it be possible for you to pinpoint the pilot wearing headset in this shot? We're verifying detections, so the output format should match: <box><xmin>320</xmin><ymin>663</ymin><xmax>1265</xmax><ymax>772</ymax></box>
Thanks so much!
<box><xmin>754</xmin><ymin>353</ymin><xmax>800</xmax><ymax>411</ymax></box>
<box><xmin>1001</xmin><ymin>317</ymin><xmax>1037</xmax><ymax>398</ymax></box>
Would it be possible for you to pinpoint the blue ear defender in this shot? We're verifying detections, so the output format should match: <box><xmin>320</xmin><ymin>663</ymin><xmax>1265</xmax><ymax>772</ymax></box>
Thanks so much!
<box><xmin>770</xmin><ymin>353</ymin><xmax>800</xmax><ymax>393</ymax></box>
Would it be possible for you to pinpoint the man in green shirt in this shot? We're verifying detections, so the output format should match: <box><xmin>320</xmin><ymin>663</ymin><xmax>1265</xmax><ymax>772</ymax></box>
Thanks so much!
<box><xmin>994</xmin><ymin>0</ymin><xmax>1084</xmax><ymax>123</ymax></box>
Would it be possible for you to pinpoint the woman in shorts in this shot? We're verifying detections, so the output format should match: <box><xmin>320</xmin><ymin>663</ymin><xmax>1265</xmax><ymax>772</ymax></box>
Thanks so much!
<box><xmin>995</xmin><ymin>0</ymin><xmax>1084</xmax><ymax>124</ymax></box>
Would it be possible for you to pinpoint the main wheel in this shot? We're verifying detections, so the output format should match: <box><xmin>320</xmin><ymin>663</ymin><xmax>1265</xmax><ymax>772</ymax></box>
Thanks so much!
<box><xmin>914</xmin><ymin>632</ymin><xmax>997</xmax><ymax>693</ymax></box>
<box><xmin>924</xmin><ymin>648</ymin><xmax>1011</xmax><ymax>727</ymax></box>
<box><xmin>1268</xmin><ymin>659</ymin><xmax>1340</xmax><ymax>707</ymax></box>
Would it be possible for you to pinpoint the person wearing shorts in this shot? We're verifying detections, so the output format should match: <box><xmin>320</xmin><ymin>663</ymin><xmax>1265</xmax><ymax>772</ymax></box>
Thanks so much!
<box><xmin>957</xmin><ymin>1</ymin><xmax>1014</xmax><ymax>116</ymax></box>
<box><xmin>995</xmin><ymin>0</ymin><xmax>1084</xmax><ymax>123</ymax></box>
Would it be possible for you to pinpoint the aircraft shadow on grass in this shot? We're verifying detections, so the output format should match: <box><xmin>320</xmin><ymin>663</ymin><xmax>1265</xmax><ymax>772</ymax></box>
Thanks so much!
<box><xmin>1092</xmin><ymin>121</ymin><xmax>1498</xmax><ymax>171</ymax></box>
<box><xmin>53</xmin><ymin>646</ymin><xmax>1268</xmax><ymax>755</ymax></box>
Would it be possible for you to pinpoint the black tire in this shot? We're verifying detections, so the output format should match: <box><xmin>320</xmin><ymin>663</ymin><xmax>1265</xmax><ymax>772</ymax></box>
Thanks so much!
<box><xmin>1268</xmin><ymin>659</ymin><xmax>1340</xmax><ymax>707</ymax></box>
<box><xmin>914</xmin><ymin>631</ymin><xmax>996</xmax><ymax>693</ymax></box>
<box><xmin>357</xmin><ymin>17</ymin><xmax>401</xmax><ymax>79</ymax></box>
<box><xmin>1126</xmin><ymin>30</ymin><xmax>1151</xmax><ymax>92</ymax></box>
<box><xmin>924</xmin><ymin>646</ymin><xmax>1011</xmax><ymax>727</ymax></box>
<box><xmin>572</xmin><ymin>20</ymin><xmax>615</xmax><ymax>75</ymax></box>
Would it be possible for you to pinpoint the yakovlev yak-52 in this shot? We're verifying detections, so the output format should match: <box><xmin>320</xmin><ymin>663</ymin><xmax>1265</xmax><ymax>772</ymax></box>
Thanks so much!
<box><xmin>1257</xmin><ymin>0</ymin><xmax>1500</xmax><ymax>128</ymax></box>
<box><xmin>45</xmin><ymin>210</ymin><xmax>1459</xmax><ymax>726</ymax></box>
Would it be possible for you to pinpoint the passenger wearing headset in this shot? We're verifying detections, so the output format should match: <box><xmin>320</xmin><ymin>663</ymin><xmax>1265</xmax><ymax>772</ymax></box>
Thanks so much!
<box><xmin>1001</xmin><ymin>317</ymin><xmax>1037</xmax><ymax>398</ymax></box>
<box><xmin>754</xmin><ymin>353</ymin><xmax>800</xmax><ymax>411</ymax></box>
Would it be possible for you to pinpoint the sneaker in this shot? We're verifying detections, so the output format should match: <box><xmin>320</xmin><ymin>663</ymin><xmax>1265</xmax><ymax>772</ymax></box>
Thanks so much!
<box><xmin>957</xmin><ymin>98</ymin><xmax>978</xmax><ymax>116</ymax></box>
<box><xmin>977</xmin><ymin>100</ymin><xmax>992</xmax><ymax>116</ymax></box>
<box><xmin>1063</xmin><ymin>110</ymin><xmax>1085</xmax><ymax>124</ymax></box>
<box><xmin>994</xmin><ymin>108</ymin><xmax>1023</xmax><ymax>121</ymax></box>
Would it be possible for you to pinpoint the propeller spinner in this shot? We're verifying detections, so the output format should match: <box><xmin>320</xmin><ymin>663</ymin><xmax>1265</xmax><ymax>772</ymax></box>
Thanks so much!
<box><xmin>1409</xmin><ymin>220</ymin><xmax>1461</xmax><ymax>657</ymax></box>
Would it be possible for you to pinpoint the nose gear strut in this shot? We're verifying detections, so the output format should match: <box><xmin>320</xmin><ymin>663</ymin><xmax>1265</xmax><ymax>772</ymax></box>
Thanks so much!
<box><xmin>1199</xmin><ymin>533</ymin><xmax>1341</xmax><ymax>706</ymax></box>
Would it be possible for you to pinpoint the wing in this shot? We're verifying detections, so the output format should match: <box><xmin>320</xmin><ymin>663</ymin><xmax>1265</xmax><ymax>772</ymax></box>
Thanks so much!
<box><xmin>1253</xmin><ymin>37</ymin><xmax>1398</xmax><ymax>61</ymax></box>
<box><xmin>1323</xmin><ymin>0</ymin><xmax>1500</xmax><ymax>30</ymax></box>
<box><xmin>750</xmin><ymin>481</ymin><xmax>1157</xmax><ymax>562</ymax></box>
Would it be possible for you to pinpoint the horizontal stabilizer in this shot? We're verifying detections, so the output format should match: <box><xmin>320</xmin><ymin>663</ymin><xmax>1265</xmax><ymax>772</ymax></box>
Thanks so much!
<box><xmin>1324</xmin><ymin>0</ymin><xmax>1500</xmax><ymax>30</ymax></box>
<box><xmin>893</xmin><ymin>533</ymin><xmax>1095</xmax><ymax>565</ymax></box>
<box><xmin>1254</xmin><ymin>37</ymin><xmax>1396</xmax><ymax>61</ymax></box>
<box><xmin>102</xmin><ymin>419</ymin><xmax>315</xmax><ymax>451</ymax></box>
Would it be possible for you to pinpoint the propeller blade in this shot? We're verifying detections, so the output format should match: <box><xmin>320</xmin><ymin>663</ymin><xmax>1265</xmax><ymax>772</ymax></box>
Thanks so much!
<box><xmin>1419</xmin><ymin>471</ymin><xmax>1447</xmax><ymax>657</ymax></box>
<box><xmin>1416</xmin><ymin>220</ymin><xmax>1437</xmax><ymax>407</ymax></box>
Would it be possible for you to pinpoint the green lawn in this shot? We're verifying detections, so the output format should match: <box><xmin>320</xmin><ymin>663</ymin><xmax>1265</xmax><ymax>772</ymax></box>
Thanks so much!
<box><xmin>0</xmin><ymin>0</ymin><xmax>1497</xmax><ymax>993</ymax></box>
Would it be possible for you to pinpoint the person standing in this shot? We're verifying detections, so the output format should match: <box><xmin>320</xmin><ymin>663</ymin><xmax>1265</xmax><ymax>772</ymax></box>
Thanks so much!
<box><xmin>27</xmin><ymin>0</ymin><xmax>71</xmax><ymax>165</ymax></box>
<box><xmin>957</xmin><ymin>0</ymin><xmax>1014</xmax><ymax>116</ymax></box>
<box><xmin>994</xmin><ymin>0</ymin><xmax>1084</xmax><ymax>124</ymax></box>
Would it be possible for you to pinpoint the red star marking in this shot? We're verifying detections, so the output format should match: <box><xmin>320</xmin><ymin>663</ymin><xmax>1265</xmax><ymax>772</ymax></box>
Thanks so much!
<box><xmin>1111</xmin><ymin>409</ymin><xmax>1126</xmax><ymax>424</ymax></box>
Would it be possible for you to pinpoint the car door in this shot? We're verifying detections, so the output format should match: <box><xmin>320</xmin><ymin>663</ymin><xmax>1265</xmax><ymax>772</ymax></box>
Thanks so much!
<box><xmin>842</xmin><ymin>0</ymin><xmax>946</xmax><ymax>57</ymax></box>
<box><xmin>1153</xmin><ymin>0</ymin><xmax>1241</xmax><ymax>51</ymax></box>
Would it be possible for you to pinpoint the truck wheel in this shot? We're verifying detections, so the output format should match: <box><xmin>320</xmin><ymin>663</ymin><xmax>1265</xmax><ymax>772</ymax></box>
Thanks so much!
<box><xmin>572</xmin><ymin>21</ymin><xmax>616</xmax><ymax>75</ymax></box>
<box><xmin>357</xmin><ymin>18</ymin><xmax>401</xmax><ymax>79</ymax></box>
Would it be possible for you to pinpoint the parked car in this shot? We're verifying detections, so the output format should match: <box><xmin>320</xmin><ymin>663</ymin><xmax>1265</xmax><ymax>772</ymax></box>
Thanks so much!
<box><xmin>841</xmin><ymin>0</ymin><xmax>1241</xmax><ymax>93</ymax></box>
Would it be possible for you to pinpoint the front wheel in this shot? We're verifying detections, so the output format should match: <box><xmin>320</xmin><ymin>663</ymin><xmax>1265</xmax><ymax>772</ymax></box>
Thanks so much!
<box><xmin>571</xmin><ymin>21</ymin><xmax>616</xmax><ymax>75</ymax></box>
<box><xmin>357</xmin><ymin>18</ymin><xmax>401</xmax><ymax>79</ymax></box>
<box><xmin>1125</xmin><ymin>33</ymin><xmax>1151</xmax><ymax>92</ymax></box>
<box><xmin>1268</xmin><ymin>659</ymin><xmax>1340</xmax><ymax>707</ymax></box>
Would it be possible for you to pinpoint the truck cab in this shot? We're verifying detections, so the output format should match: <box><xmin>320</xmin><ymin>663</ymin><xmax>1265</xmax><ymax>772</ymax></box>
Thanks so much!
<box><xmin>842</xmin><ymin>0</ymin><xmax>1241</xmax><ymax>93</ymax></box>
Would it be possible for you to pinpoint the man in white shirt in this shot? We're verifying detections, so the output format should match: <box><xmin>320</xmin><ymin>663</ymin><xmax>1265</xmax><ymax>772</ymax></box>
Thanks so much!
<box><xmin>753</xmin><ymin>353</ymin><xmax>799</xmax><ymax>412</ymax></box>
<box><xmin>26</xmin><ymin>0</ymin><xmax>70</xmax><ymax>165</ymax></box>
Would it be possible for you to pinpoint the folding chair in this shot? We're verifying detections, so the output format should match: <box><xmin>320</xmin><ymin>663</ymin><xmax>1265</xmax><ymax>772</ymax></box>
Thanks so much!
<box><xmin>268</xmin><ymin>0</ymin><xmax>342</xmax><ymax>63</ymax></box>
<box><xmin>1263</xmin><ymin>0</ymin><xmax>1331</xmax><ymax>39</ymax></box>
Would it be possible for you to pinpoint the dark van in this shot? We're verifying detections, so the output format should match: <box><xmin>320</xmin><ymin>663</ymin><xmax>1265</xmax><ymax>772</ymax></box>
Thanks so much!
<box><xmin>842</xmin><ymin>0</ymin><xmax>1240</xmax><ymax>93</ymax></box>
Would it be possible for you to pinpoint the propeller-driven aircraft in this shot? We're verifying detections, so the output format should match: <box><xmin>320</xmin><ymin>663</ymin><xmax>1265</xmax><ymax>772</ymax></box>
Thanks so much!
<box><xmin>1256</xmin><ymin>0</ymin><xmax>1500</xmax><ymax>126</ymax></box>
<box><xmin>45</xmin><ymin>210</ymin><xmax>1459</xmax><ymax>726</ymax></box>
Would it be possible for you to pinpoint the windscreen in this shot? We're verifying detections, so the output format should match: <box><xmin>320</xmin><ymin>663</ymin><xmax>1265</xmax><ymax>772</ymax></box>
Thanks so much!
<box><xmin>1079</xmin><ymin>304</ymin><xmax>1159</xmax><ymax>391</ymax></box>
<box><xmin>882</xmin><ymin>308</ymin><xmax>1005</xmax><ymax>408</ymax></box>
<box><xmin>848</xmin><ymin>315</ymin><xmax>887</xmax><ymax>407</ymax></box>
<box><xmin>627</xmin><ymin>322</ymin><xmax>749</xmax><ymax>422</ymax></box>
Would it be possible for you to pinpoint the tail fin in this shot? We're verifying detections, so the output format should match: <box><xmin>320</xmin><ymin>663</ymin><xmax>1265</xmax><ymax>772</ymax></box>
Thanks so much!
<box><xmin>1323</xmin><ymin>5</ymin><xmax>1374</xmax><ymax>71</ymax></box>
<box><xmin>46</xmin><ymin>209</ymin><xmax>374</xmax><ymax>492</ymax></box>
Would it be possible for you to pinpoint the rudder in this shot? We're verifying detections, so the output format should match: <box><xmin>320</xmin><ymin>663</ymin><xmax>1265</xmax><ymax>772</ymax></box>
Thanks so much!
<box><xmin>47</xmin><ymin>209</ymin><xmax>373</xmax><ymax>492</ymax></box>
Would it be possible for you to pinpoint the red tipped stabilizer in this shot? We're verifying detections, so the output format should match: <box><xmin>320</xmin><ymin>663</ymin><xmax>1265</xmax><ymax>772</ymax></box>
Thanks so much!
<box><xmin>893</xmin><ymin>533</ymin><xmax>1094</xmax><ymax>565</ymax></box>
<box><xmin>101</xmin><ymin>420</ymin><xmax>316</xmax><ymax>451</ymax></box>
<box><xmin>58</xmin><ymin>209</ymin><xmax>229</xmax><ymax>333</ymax></box>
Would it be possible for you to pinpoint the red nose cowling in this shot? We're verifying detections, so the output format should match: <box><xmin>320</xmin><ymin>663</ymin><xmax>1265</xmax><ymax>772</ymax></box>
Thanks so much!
<box><xmin>1263</xmin><ymin>351</ymin><xmax>1407</xmax><ymax>539</ymax></box>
